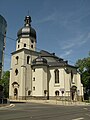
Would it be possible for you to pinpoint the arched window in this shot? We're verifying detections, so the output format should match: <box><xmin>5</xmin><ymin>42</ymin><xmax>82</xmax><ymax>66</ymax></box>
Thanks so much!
<box><xmin>33</xmin><ymin>87</ymin><xmax>35</xmax><ymax>91</ymax></box>
<box><xmin>54</xmin><ymin>69</ymin><xmax>59</xmax><ymax>83</ymax></box>
<box><xmin>18</xmin><ymin>39</ymin><xmax>20</xmax><ymax>43</ymax></box>
<box><xmin>55</xmin><ymin>91</ymin><xmax>59</xmax><ymax>96</ymax></box>
<box><xmin>27</xmin><ymin>56</ymin><xmax>30</xmax><ymax>64</ymax></box>
<box><xmin>28</xmin><ymin>90</ymin><xmax>31</xmax><ymax>95</ymax></box>
<box><xmin>33</xmin><ymin>77</ymin><xmax>35</xmax><ymax>81</ymax></box>
<box><xmin>15</xmin><ymin>69</ymin><xmax>18</xmax><ymax>75</ymax></box>
<box><xmin>31</xmin><ymin>45</ymin><xmax>33</xmax><ymax>48</ymax></box>
<box><xmin>31</xmin><ymin>40</ymin><xmax>34</xmax><ymax>43</ymax></box>
<box><xmin>24</xmin><ymin>43</ymin><xmax>26</xmax><ymax>47</ymax></box>
<box><xmin>16</xmin><ymin>56</ymin><xmax>19</xmax><ymax>64</ymax></box>
<box><xmin>18</xmin><ymin>45</ymin><xmax>20</xmax><ymax>48</ymax></box>
<box><xmin>12</xmin><ymin>82</ymin><xmax>19</xmax><ymax>87</ymax></box>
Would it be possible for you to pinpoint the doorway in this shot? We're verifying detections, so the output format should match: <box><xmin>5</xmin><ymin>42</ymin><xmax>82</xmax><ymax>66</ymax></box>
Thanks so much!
<box><xmin>14</xmin><ymin>88</ymin><xmax>18</xmax><ymax>99</ymax></box>
<box><xmin>70</xmin><ymin>86</ymin><xmax>77</xmax><ymax>101</ymax></box>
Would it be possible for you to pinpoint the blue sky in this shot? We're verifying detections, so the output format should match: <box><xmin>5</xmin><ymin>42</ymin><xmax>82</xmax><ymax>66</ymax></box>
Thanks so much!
<box><xmin>0</xmin><ymin>0</ymin><xmax>90</xmax><ymax>71</ymax></box>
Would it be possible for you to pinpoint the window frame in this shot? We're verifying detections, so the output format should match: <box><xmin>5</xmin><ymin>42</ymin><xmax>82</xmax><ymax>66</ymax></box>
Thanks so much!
<box><xmin>27</xmin><ymin>56</ymin><xmax>30</xmax><ymax>64</ymax></box>
<box><xmin>54</xmin><ymin>69</ymin><xmax>59</xmax><ymax>84</ymax></box>
<box><xmin>55</xmin><ymin>90</ymin><xmax>59</xmax><ymax>96</ymax></box>
<box><xmin>71</xmin><ymin>70</ymin><xmax>73</xmax><ymax>82</ymax></box>
<box><xmin>28</xmin><ymin>90</ymin><xmax>31</xmax><ymax>96</ymax></box>
<box><xmin>31</xmin><ymin>45</ymin><xmax>33</xmax><ymax>48</ymax></box>
<box><xmin>24</xmin><ymin>43</ymin><xmax>26</xmax><ymax>47</ymax></box>
<box><xmin>33</xmin><ymin>77</ymin><xmax>35</xmax><ymax>81</ymax></box>
<box><xmin>18</xmin><ymin>44</ymin><xmax>20</xmax><ymax>48</ymax></box>
<box><xmin>33</xmin><ymin>87</ymin><xmax>35</xmax><ymax>91</ymax></box>
<box><xmin>16</xmin><ymin>56</ymin><xmax>19</xmax><ymax>64</ymax></box>
<box><xmin>15</xmin><ymin>69</ymin><xmax>18</xmax><ymax>75</ymax></box>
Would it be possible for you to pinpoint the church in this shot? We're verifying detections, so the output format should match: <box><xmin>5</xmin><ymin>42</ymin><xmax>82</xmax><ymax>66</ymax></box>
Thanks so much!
<box><xmin>9</xmin><ymin>16</ymin><xmax>83</xmax><ymax>101</ymax></box>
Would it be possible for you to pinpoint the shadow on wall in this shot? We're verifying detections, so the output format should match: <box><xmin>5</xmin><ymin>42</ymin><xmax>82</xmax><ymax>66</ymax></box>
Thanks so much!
<box><xmin>0</xmin><ymin>85</ymin><xmax>3</xmax><ymax>98</ymax></box>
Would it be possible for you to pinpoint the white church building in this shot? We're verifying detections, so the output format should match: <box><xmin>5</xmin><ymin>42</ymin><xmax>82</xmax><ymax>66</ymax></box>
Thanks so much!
<box><xmin>9</xmin><ymin>16</ymin><xmax>83</xmax><ymax>101</ymax></box>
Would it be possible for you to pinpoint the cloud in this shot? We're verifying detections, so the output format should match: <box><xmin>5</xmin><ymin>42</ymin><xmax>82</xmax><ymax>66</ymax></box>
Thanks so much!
<box><xmin>35</xmin><ymin>12</ymin><xmax>56</xmax><ymax>24</ymax></box>
<box><xmin>77</xmin><ymin>32</ymin><xmax>90</xmax><ymax>46</ymax></box>
<box><xmin>59</xmin><ymin>31</ymin><xmax>90</xmax><ymax>59</ymax></box>
<box><xmin>35</xmin><ymin>4</ymin><xmax>90</xmax><ymax>32</ymax></box>
<box><xmin>78</xmin><ymin>39</ymin><xmax>87</xmax><ymax>46</ymax></box>
<box><xmin>61</xmin><ymin>32</ymin><xmax>90</xmax><ymax>51</ymax></box>
<box><xmin>57</xmin><ymin>6</ymin><xmax>90</xmax><ymax>28</ymax></box>
<box><xmin>60</xmin><ymin>50</ymin><xmax>73</xmax><ymax>58</ymax></box>
<box><xmin>62</xmin><ymin>43</ymin><xmax>75</xmax><ymax>50</ymax></box>
<box><xmin>87</xmin><ymin>32</ymin><xmax>90</xmax><ymax>39</ymax></box>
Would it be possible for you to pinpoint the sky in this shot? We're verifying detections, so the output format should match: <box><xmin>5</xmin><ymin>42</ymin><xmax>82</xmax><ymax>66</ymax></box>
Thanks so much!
<box><xmin>0</xmin><ymin>0</ymin><xmax>90</xmax><ymax>71</ymax></box>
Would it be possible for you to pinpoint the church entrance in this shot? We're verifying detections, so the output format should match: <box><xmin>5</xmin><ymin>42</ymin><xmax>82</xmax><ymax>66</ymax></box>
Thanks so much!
<box><xmin>14</xmin><ymin>88</ymin><xmax>18</xmax><ymax>99</ymax></box>
<box><xmin>70</xmin><ymin>86</ymin><xmax>77</xmax><ymax>101</ymax></box>
<box><xmin>12</xmin><ymin>82</ymin><xmax>19</xmax><ymax>100</ymax></box>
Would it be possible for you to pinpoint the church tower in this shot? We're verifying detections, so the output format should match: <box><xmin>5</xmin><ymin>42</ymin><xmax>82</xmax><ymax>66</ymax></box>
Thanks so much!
<box><xmin>9</xmin><ymin>16</ymin><xmax>39</xmax><ymax>100</ymax></box>
<box><xmin>16</xmin><ymin>16</ymin><xmax>36</xmax><ymax>51</ymax></box>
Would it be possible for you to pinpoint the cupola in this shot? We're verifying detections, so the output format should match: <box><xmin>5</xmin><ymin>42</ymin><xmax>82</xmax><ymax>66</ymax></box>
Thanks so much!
<box><xmin>17</xmin><ymin>16</ymin><xmax>36</xmax><ymax>39</ymax></box>
<box><xmin>32</xmin><ymin>56</ymin><xmax>47</xmax><ymax>65</ymax></box>
<box><xmin>16</xmin><ymin>16</ymin><xmax>37</xmax><ymax>51</ymax></box>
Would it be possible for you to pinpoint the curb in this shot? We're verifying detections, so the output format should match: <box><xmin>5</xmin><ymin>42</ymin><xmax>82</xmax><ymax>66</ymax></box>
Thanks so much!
<box><xmin>0</xmin><ymin>104</ymin><xmax>15</xmax><ymax>109</ymax></box>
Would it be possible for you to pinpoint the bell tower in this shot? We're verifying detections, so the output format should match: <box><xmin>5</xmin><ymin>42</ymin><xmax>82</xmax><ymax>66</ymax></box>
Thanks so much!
<box><xmin>16</xmin><ymin>16</ymin><xmax>36</xmax><ymax>51</ymax></box>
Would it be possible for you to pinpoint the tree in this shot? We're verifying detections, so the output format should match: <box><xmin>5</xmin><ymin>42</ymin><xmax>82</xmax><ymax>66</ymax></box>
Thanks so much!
<box><xmin>0</xmin><ymin>71</ymin><xmax>10</xmax><ymax>98</ymax></box>
<box><xmin>75</xmin><ymin>53</ymin><xmax>90</xmax><ymax>99</ymax></box>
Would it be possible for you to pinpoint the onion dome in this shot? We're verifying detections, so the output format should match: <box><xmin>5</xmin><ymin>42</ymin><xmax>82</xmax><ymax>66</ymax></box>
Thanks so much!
<box><xmin>17</xmin><ymin>16</ymin><xmax>36</xmax><ymax>39</ymax></box>
<box><xmin>33</xmin><ymin>56</ymin><xmax>47</xmax><ymax>65</ymax></box>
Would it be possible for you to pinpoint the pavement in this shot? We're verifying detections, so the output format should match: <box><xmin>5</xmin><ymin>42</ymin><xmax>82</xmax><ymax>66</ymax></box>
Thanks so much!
<box><xmin>10</xmin><ymin>99</ymin><xmax>90</xmax><ymax>106</ymax></box>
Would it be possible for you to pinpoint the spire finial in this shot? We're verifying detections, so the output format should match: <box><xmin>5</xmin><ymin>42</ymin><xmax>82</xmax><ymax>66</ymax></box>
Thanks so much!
<box><xmin>24</xmin><ymin>15</ymin><xmax>32</xmax><ymax>27</ymax></box>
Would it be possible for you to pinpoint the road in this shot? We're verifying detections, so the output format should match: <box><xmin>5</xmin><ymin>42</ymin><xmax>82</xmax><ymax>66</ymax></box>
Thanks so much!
<box><xmin>0</xmin><ymin>102</ymin><xmax>90</xmax><ymax>120</ymax></box>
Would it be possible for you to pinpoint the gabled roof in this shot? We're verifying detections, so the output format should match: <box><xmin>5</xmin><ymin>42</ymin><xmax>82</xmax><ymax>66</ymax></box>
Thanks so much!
<box><xmin>40</xmin><ymin>50</ymin><xmax>63</xmax><ymax>62</ymax></box>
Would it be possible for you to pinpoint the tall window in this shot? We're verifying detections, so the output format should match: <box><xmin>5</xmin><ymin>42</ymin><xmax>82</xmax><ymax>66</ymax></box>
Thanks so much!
<box><xmin>28</xmin><ymin>90</ymin><xmax>31</xmax><ymax>95</ymax></box>
<box><xmin>54</xmin><ymin>69</ymin><xmax>59</xmax><ymax>83</ymax></box>
<box><xmin>31</xmin><ymin>45</ymin><xmax>33</xmax><ymax>48</ymax></box>
<box><xmin>27</xmin><ymin>56</ymin><xmax>30</xmax><ymax>64</ymax></box>
<box><xmin>18</xmin><ymin>39</ymin><xmax>20</xmax><ymax>43</ymax></box>
<box><xmin>71</xmin><ymin>70</ymin><xmax>73</xmax><ymax>82</ymax></box>
<box><xmin>31</xmin><ymin>39</ymin><xmax>34</xmax><ymax>43</ymax></box>
<box><xmin>18</xmin><ymin>45</ymin><xmax>20</xmax><ymax>48</ymax></box>
<box><xmin>33</xmin><ymin>87</ymin><xmax>35</xmax><ymax>91</ymax></box>
<box><xmin>24</xmin><ymin>43</ymin><xmax>26</xmax><ymax>47</ymax></box>
<box><xmin>33</xmin><ymin>77</ymin><xmax>35</xmax><ymax>81</ymax></box>
<box><xmin>55</xmin><ymin>91</ymin><xmax>59</xmax><ymax>96</ymax></box>
<box><xmin>16</xmin><ymin>56</ymin><xmax>19</xmax><ymax>64</ymax></box>
<box><xmin>15</xmin><ymin>69</ymin><xmax>18</xmax><ymax>75</ymax></box>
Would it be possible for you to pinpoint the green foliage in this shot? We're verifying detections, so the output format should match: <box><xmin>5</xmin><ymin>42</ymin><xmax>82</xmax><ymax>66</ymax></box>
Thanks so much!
<box><xmin>75</xmin><ymin>53</ymin><xmax>90</xmax><ymax>89</ymax></box>
<box><xmin>0</xmin><ymin>71</ymin><xmax>10</xmax><ymax>98</ymax></box>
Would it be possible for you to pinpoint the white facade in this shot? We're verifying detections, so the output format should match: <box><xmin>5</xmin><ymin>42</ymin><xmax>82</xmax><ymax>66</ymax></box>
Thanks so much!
<box><xmin>9</xmin><ymin>16</ymin><xmax>83</xmax><ymax>101</ymax></box>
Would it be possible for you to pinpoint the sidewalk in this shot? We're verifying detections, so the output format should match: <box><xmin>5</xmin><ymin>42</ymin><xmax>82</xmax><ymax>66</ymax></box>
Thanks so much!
<box><xmin>10</xmin><ymin>99</ymin><xmax>90</xmax><ymax>106</ymax></box>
